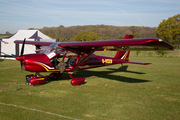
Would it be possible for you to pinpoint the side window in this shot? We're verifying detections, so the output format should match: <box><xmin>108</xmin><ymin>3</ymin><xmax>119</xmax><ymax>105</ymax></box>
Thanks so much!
<box><xmin>51</xmin><ymin>53</ymin><xmax>63</xmax><ymax>68</ymax></box>
<box><xmin>66</xmin><ymin>57</ymin><xmax>76</xmax><ymax>66</ymax></box>
<box><xmin>64</xmin><ymin>51</ymin><xmax>77</xmax><ymax>66</ymax></box>
<box><xmin>50</xmin><ymin>50</ymin><xmax>78</xmax><ymax>68</ymax></box>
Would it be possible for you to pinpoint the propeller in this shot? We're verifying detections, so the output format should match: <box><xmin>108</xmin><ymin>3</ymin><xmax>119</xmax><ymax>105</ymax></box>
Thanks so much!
<box><xmin>16</xmin><ymin>38</ymin><xmax>26</xmax><ymax>71</ymax></box>
<box><xmin>21</xmin><ymin>38</ymin><xmax>26</xmax><ymax>56</ymax></box>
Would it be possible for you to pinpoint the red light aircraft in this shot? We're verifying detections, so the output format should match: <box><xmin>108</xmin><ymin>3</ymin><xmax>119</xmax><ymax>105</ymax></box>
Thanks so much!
<box><xmin>14</xmin><ymin>35</ymin><xmax>173</xmax><ymax>85</ymax></box>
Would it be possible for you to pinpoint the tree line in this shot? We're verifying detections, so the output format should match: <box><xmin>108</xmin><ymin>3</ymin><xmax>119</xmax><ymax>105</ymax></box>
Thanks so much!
<box><xmin>2</xmin><ymin>13</ymin><xmax>175</xmax><ymax>48</ymax></box>
<box><xmin>35</xmin><ymin>14</ymin><xmax>180</xmax><ymax>48</ymax></box>
<box><xmin>34</xmin><ymin>25</ymin><xmax>156</xmax><ymax>42</ymax></box>
<box><xmin>156</xmin><ymin>14</ymin><xmax>180</xmax><ymax>48</ymax></box>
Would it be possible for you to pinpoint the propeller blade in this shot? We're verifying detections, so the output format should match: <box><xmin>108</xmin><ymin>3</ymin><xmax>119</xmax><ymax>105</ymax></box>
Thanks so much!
<box><xmin>17</xmin><ymin>38</ymin><xmax>26</xmax><ymax>72</ymax></box>
<box><xmin>20</xmin><ymin>38</ymin><xmax>26</xmax><ymax>56</ymax></box>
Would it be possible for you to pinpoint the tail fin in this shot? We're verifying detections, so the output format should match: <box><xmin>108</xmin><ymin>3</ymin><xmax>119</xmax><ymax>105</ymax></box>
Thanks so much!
<box><xmin>114</xmin><ymin>51</ymin><xmax>130</xmax><ymax>60</ymax></box>
<box><xmin>114</xmin><ymin>35</ymin><xmax>151</xmax><ymax>65</ymax></box>
<box><xmin>123</xmin><ymin>35</ymin><xmax>134</xmax><ymax>39</ymax></box>
<box><xmin>114</xmin><ymin>35</ymin><xmax>133</xmax><ymax>59</ymax></box>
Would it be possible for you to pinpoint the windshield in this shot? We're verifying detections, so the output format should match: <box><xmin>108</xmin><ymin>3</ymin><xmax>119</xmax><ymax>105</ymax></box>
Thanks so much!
<box><xmin>40</xmin><ymin>43</ymin><xmax>62</xmax><ymax>59</ymax></box>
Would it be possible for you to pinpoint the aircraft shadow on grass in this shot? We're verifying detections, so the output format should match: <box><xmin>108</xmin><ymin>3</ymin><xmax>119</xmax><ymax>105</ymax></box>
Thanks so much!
<box><xmin>44</xmin><ymin>65</ymin><xmax>151</xmax><ymax>85</ymax></box>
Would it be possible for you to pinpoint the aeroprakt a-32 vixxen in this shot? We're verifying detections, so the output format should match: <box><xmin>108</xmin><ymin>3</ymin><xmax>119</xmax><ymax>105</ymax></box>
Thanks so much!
<box><xmin>14</xmin><ymin>35</ymin><xmax>173</xmax><ymax>85</ymax></box>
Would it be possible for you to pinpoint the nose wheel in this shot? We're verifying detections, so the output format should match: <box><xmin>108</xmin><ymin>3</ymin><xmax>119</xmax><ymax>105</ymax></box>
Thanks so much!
<box><xmin>26</xmin><ymin>74</ymin><xmax>34</xmax><ymax>85</ymax></box>
<box><xmin>25</xmin><ymin>73</ymin><xmax>46</xmax><ymax>85</ymax></box>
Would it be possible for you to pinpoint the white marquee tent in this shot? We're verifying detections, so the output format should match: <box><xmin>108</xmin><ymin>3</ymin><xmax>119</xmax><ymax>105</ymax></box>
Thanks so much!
<box><xmin>0</xmin><ymin>30</ymin><xmax>56</xmax><ymax>58</ymax></box>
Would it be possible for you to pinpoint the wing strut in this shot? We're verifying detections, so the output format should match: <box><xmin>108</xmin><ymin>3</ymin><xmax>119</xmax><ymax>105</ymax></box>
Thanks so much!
<box><xmin>67</xmin><ymin>49</ymin><xmax>95</xmax><ymax>85</ymax></box>
<box><xmin>73</xmin><ymin>50</ymin><xmax>95</xmax><ymax>71</ymax></box>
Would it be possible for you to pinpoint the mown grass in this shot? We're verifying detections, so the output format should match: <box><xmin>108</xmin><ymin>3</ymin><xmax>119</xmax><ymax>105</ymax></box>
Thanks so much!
<box><xmin>0</xmin><ymin>35</ymin><xmax>8</xmax><ymax>39</ymax></box>
<box><xmin>0</xmin><ymin>51</ymin><xmax>180</xmax><ymax>120</ymax></box>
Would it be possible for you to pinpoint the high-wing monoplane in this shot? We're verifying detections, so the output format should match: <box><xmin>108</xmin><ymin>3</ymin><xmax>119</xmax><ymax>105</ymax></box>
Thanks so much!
<box><xmin>14</xmin><ymin>35</ymin><xmax>173</xmax><ymax>85</ymax></box>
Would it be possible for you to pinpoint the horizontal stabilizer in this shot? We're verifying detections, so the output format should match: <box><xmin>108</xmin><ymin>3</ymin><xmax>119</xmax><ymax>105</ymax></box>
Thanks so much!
<box><xmin>127</xmin><ymin>61</ymin><xmax>151</xmax><ymax>65</ymax></box>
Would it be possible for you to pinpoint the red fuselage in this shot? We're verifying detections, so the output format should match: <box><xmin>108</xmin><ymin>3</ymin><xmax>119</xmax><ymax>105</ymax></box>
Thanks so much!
<box><xmin>16</xmin><ymin>53</ymin><xmax>127</xmax><ymax>73</ymax></box>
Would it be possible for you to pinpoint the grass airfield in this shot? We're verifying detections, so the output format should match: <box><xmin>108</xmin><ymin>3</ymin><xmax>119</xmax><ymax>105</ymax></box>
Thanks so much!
<box><xmin>0</xmin><ymin>51</ymin><xmax>180</xmax><ymax>120</ymax></box>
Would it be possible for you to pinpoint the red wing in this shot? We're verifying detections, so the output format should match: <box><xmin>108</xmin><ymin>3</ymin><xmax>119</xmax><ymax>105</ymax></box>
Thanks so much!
<box><xmin>14</xmin><ymin>40</ymin><xmax>54</xmax><ymax>46</ymax></box>
<box><xmin>14</xmin><ymin>38</ymin><xmax>174</xmax><ymax>51</ymax></box>
<box><xmin>59</xmin><ymin>38</ymin><xmax>174</xmax><ymax>51</ymax></box>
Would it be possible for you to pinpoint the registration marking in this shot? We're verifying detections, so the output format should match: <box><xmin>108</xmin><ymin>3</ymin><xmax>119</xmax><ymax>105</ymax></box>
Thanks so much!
<box><xmin>102</xmin><ymin>59</ymin><xmax>112</xmax><ymax>64</ymax></box>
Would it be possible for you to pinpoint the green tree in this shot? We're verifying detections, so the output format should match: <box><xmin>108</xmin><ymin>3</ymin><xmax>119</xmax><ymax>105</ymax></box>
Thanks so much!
<box><xmin>134</xmin><ymin>32</ymin><xmax>141</xmax><ymax>38</ymax></box>
<box><xmin>5</xmin><ymin>31</ymin><xmax>11</xmax><ymax>35</ymax></box>
<box><xmin>155</xmin><ymin>50</ymin><xmax>168</xmax><ymax>57</ymax></box>
<box><xmin>74</xmin><ymin>31</ymin><xmax>102</xmax><ymax>41</ymax></box>
<box><xmin>155</xmin><ymin>14</ymin><xmax>180</xmax><ymax>47</ymax></box>
<box><xmin>59</xmin><ymin>38</ymin><xmax>68</xmax><ymax>42</ymax></box>
<box><xmin>136</xmin><ymin>51</ymin><xmax>141</xmax><ymax>56</ymax></box>
<box><xmin>116</xmin><ymin>35</ymin><xmax>124</xmax><ymax>39</ymax></box>
<box><xmin>105</xmin><ymin>36</ymin><xmax>110</xmax><ymax>40</ymax></box>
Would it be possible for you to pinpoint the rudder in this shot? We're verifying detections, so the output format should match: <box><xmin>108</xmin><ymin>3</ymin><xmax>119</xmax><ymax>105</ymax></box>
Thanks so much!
<box><xmin>114</xmin><ymin>35</ymin><xmax>133</xmax><ymax>59</ymax></box>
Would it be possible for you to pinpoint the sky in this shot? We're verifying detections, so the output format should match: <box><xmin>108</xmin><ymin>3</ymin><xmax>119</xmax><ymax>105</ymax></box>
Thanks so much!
<box><xmin>0</xmin><ymin>0</ymin><xmax>180</xmax><ymax>34</ymax></box>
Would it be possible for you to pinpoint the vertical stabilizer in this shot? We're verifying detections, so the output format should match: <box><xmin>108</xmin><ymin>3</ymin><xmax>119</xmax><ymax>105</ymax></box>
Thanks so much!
<box><xmin>123</xmin><ymin>35</ymin><xmax>134</xmax><ymax>39</ymax></box>
<box><xmin>114</xmin><ymin>35</ymin><xmax>133</xmax><ymax>59</ymax></box>
<box><xmin>114</xmin><ymin>51</ymin><xmax>130</xmax><ymax>60</ymax></box>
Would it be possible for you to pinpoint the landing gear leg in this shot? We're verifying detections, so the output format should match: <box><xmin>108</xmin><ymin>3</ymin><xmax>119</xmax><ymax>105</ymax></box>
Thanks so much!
<box><xmin>68</xmin><ymin>72</ymin><xmax>85</xmax><ymax>85</ymax></box>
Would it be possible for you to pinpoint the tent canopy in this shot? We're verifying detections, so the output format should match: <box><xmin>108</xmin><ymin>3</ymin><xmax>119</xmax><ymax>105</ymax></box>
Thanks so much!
<box><xmin>2</xmin><ymin>30</ymin><xmax>55</xmax><ymax>41</ymax></box>
<box><xmin>0</xmin><ymin>30</ymin><xmax>56</xmax><ymax>57</ymax></box>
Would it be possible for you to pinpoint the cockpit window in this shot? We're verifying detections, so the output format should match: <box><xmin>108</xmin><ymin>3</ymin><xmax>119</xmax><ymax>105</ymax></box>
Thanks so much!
<box><xmin>40</xmin><ymin>43</ymin><xmax>62</xmax><ymax>55</ymax></box>
<box><xmin>40</xmin><ymin>42</ymin><xmax>63</xmax><ymax>59</ymax></box>
<box><xmin>40</xmin><ymin>43</ymin><xmax>77</xmax><ymax>68</ymax></box>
